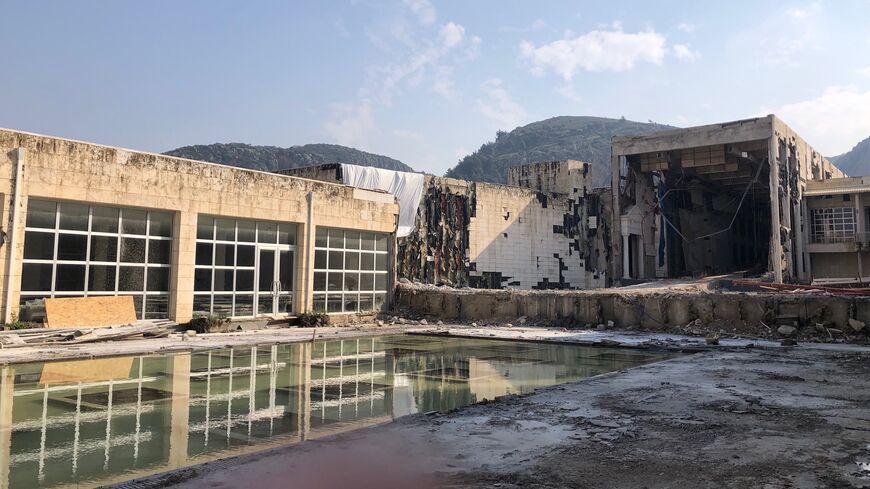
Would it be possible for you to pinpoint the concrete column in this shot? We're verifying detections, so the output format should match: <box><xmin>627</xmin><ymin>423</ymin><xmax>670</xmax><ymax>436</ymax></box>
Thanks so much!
<box><xmin>610</xmin><ymin>154</ymin><xmax>623</xmax><ymax>284</ymax></box>
<box><xmin>168</xmin><ymin>353</ymin><xmax>191</xmax><ymax>468</ymax></box>
<box><xmin>767</xmin><ymin>134</ymin><xmax>784</xmax><ymax>283</ymax></box>
<box><xmin>622</xmin><ymin>234</ymin><xmax>631</xmax><ymax>279</ymax></box>
<box><xmin>3</xmin><ymin>148</ymin><xmax>26</xmax><ymax>323</ymax></box>
<box><xmin>170</xmin><ymin>210</ymin><xmax>197</xmax><ymax>323</ymax></box>
<box><xmin>292</xmin><ymin>222</ymin><xmax>308</xmax><ymax>314</ymax></box>
<box><xmin>0</xmin><ymin>367</ymin><xmax>15</xmax><ymax>489</ymax></box>
<box><xmin>800</xmin><ymin>199</ymin><xmax>812</xmax><ymax>282</ymax></box>
<box><xmin>794</xmin><ymin>188</ymin><xmax>806</xmax><ymax>282</ymax></box>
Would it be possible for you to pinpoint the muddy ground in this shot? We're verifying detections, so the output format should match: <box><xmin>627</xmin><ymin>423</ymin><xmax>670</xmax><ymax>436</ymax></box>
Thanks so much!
<box><xmin>137</xmin><ymin>342</ymin><xmax>870</xmax><ymax>489</ymax></box>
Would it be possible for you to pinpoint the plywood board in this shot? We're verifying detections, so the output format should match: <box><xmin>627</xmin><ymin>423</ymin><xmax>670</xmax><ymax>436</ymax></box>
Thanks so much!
<box><xmin>39</xmin><ymin>357</ymin><xmax>134</xmax><ymax>385</ymax></box>
<box><xmin>44</xmin><ymin>296</ymin><xmax>137</xmax><ymax>328</ymax></box>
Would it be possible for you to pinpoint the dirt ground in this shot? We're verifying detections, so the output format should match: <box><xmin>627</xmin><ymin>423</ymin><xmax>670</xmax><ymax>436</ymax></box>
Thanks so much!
<box><xmin>135</xmin><ymin>340</ymin><xmax>870</xmax><ymax>489</ymax></box>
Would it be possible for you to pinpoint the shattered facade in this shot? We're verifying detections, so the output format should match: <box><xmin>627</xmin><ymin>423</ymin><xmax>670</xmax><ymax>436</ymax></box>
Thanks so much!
<box><xmin>610</xmin><ymin>115</ymin><xmax>846</xmax><ymax>285</ymax></box>
<box><xmin>282</xmin><ymin>161</ymin><xmax>609</xmax><ymax>290</ymax></box>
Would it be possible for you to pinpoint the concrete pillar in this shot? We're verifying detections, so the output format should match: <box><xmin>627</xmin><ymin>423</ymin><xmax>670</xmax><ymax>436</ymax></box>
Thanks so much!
<box><xmin>610</xmin><ymin>154</ymin><xmax>623</xmax><ymax>284</ymax></box>
<box><xmin>767</xmin><ymin>134</ymin><xmax>784</xmax><ymax>283</ymax></box>
<box><xmin>3</xmin><ymin>148</ymin><xmax>26</xmax><ymax>323</ymax></box>
<box><xmin>292</xmin><ymin>221</ymin><xmax>308</xmax><ymax>314</ymax></box>
<box><xmin>0</xmin><ymin>367</ymin><xmax>14</xmax><ymax>489</ymax></box>
<box><xmin>794</xmin><ymin>188</ymin><xmax>806</xmax><ymax>282</ymax></box>
<box><xmin>168</xmin><ymin>353</ymin><xmax>191</xmax><ymax>468</ymax></box>
<box><xmin>170</xmin><ymin>210</ymin><xmax>197</xmax><ymax>323</ymax></box>
<box><xmin>622</xmin><ymin>234</ymin><xmax>631</xmax><ymax>279</ymax></box>
<box><xmin>800</xmin><ymin>199</ymin><xmax>812</xmax><ymax>282</ymax></box>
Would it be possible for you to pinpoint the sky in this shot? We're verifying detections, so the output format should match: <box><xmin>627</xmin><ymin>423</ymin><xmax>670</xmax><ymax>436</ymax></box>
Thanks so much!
<box><xmin>2</xmin><ymin>0</ymin><xmax>870</xmax><ymax>175</ymax></box>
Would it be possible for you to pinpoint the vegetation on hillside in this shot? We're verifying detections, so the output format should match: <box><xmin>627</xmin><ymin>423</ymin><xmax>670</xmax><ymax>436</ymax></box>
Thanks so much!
<box><xmin>164</xmin><ymin>142</ymin><xmax>414</xmax><ymax>173</ymax></box>
<box><xmin>830</xmin><ymin>137</ymin><xmax>870</xmax><ymax>177</ymax></box>
<box><xmin>445</xmin><ymin>116</ymin><xmax>676</xmax><ymax>186</ymax></box>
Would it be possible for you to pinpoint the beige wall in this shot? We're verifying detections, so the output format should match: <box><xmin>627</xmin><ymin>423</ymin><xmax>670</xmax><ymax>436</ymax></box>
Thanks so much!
<box><xmin>0</xmin><ymin>129</ymin><xmax>398</xmax><ymax>322</ymax></box>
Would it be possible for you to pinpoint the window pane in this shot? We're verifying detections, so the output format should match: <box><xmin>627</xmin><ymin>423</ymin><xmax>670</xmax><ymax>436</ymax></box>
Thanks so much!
<box><xmin>327</xmin><ymin>295</ymin><xmax>342</xmax><ymax>312</ymax></box>
<box><xmin>122</xmin><ymin>208</ymin><xmax>148</xmax><ymax>235</ymax></box>
<box><xmin>148</xmin><ymin>239</ymin><xmax>171</xmax><ymax>264</ymax></box>
<box><xmin>26</xmin><ymin>200</ymin><xmax>56</xmax><ymax>229</ymax></box>
<box><xmin>315</xmin><ymin>228</ymin><xmax>327</xmax><ymax>247</ymax></box>
<box><xmin>343</xmin><ymin>294</ymin><xmax>359</xmax><ymax>313</ymax></box>
<box><xmin>345</xmin><ymin>273</ymin><xmax>359</xmax><ymax>291</ymax></box>
<box><xmin>91</xmin><ymin>206</ymin><xmax>119</xmax><ymax>233</ymax></box>
<box><xmin>345</xmin><ymin>231</ymin><xmax>360</xmax><ymax>250</ymax></box>
<box><xmin>374</xmin><ymin>293</ymin><xmax>386</xmax><ymax>310</ymax></box>
<box><xmin>24</xmin><ymin>231</ymin><xmax>54</xmax><ymax>260</ymax></box>
<box><xmin>345</xmin><ymin>252</ymin><xmax>359</xmax><ymax>270</ymax></box>
<box><xmin>197</xmin><ymin>216</ymin><xmax>214</xmax><ymax>239</ymax></box>
<box><xmin>279</xmin><ymin>224</ymin><xmax>296</xmax><ymax>245</ymax></box>
<box><xmin>375</xmin><ymin>253</ymin><xmax>387</xmax><ymax>271</ymax></box>
<box><xmin>120</xmin><ymin>237</ymin><xmax>147</xmax><ymax>263</ymax></box>
<box><xmin>375</xmin><ymin>273</ymin><xmax>387</xmax><ymax>291</ymax></box>
<box><xmin>361</xmin><ymin>233</ymin><xmax>376</xmax><ymax>251</ymax></box>
<box><xmin>236</xmin><ymin>270</ymin><xmax>254</xmax><ymax>291</ymax></box>
<box><xmin>314</xmin><ymin>250</ymin><xmax>327</xmax><ymax>269</ymax></box>
<box><xmin>236</xmin><ymin>245</ymin><xmax>255</xmax><ymax>267</ymax></box>
<box><xmin>55</xmin><ymin>264</ymin><xmax>86</xmax><ymax>291</ymax></box>
<box><xmin>88</xmin><ymin>265</ymin><xmax>116</xmax><ymax>292</ymax></box>
<box><xmin>359</xmin><ymin>294</ymin><xmax>374</xmax><ymax>312</ymax></box>
<box><xmin>214</xmin><ymin>244</ymin><xmax>235</xmax><ymax>267</ymax></box>
<box><xmin>194</xmin><ymin>269</ymin><xmax>212</xmax><ymax>291</ymax></box>
<box><xmin>258</xmin><ymin>222</ymin><xmax>277</xmax><ymax>243</ymax></box>
<box><xmin>21</xmin><ymin>263</ymin><xmax>53</xmax><ymax>291</ymax></box>
<box><xmin>149</xmin><ymin>212</ymin><xmax>173</xmax><ymax>237</ymax></box>
<box><xmin>193</xmin><ymin>295</ymin><xmax>211</xmax><ymax>315</ymax></box>
<box><xmin>90</xmin><ymin>235</ymin><xmax>118</xmax><ymax>262</ymax></box>
<box><xmin>234</xmin><ymin>295</ymin><xmax>253</xmax><ymax>316</ymax></box>
<box><xmin>313</xmin><ymin>294</ymin><xmax>326</xmax><ymax>313</ymax></box>
<box><xmin>146</xmin><ymin>267</ymin><xmax>170</xmax><ymax>292</ymax></box>
<box><xmin>57</xmin><ymin>234</ymin><xmax>87</xmax><ymax>261</ymax></box>
<box><xmin>360</xmin><ymin>273</ymin><xmax>374</xmax><ymax>291</ymax></box>
<box><xmin>118</xmin><ymin>266</ymin><xmax>145</xmax><ymax>291</ymax></box>
<box><xmin>328</xmin><ymin>229</ymin><xmax>344</xmax><ymax>248</ymax></box>
<box><xmin>328</xmin><ymin>251</ymin><xmax>343</xmax><ymax>270</ymax></box>
<box><xmin>214</xmin><ymin>269</ymin><xmax>234</xmax><ymax>292</ymax></box>
<box><xmin>360</xmin><ymin>253</ymin><xmax>374</xmax><ymax>270</ymax></box>
<box><xmin>237</xmin><ymin>220</ymin><xmax>256</xmax><ymax>242</ymax></box>
<box><xmin>144</xmin><ymin>295</ymin><xmax>169</xmax><ymax>319</ymax></box>
<box><xmin>313</xmin><ymin>272</ymin><xmax>326</xmax><ymax>291</ymax></box>
<box><xmin>215</xmin><ymin>218</ymin><xmax>235</xmax><ymax>241</ymax></box>
<box><xmin>213</xmin><ymin>295</ymin><xmax>232</xmax><ymax>317</ymax></box>
<box><xmin>195</xmin><ymin>243</ymin><xmax>213</xmax><ymax>266</ymax></box>
<box><xmin>376</xmin><ymin>234</ymin><xmax>388</xmax><ymax>252</ymax></box>
<box><xmin>327</xmin><ymin>272</ymin><xmax>342</xmax><ymax>291</ymax></box>
<box><xmin>58</xmin><ymin>202</ymin><xmax>89</xmax><ymax>231</ymax></box>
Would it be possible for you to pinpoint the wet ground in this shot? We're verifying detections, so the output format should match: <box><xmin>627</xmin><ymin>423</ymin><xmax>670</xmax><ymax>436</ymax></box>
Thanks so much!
<box><xmin>137</xmin><ymin>339</ymin><xmax>870</xmax><ymax>489</ymax></box>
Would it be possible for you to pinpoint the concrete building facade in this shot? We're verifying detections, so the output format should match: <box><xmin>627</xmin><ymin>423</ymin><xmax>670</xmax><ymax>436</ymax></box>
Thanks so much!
<box><xmin>0</xmin><ymin>129</ymin><xmax>399</xmax><ymax>323</ymax></box>
<box><xmin>803</xmin><ymin>176</ymin><xmax>870</xmax><ymax>284</ymax></box>
<box><xmin>610</xmin><ymin>115</ymin><xmax>846</xmax><ymax>285</ymax></box>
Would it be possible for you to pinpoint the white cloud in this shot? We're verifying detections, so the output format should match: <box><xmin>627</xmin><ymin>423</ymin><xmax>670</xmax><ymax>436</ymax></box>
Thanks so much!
<box><xmin>324</xmin><ymin>99</ymin><xmax>375</xmax><ymax>147</ymax></box>
<box><xmin>439</xmin><ymin>22</ymin><xmax>465</xmax><ymax>48</ymax></box>
<box><xmin>476</xmin><ymin>79</ymin><xmax>527</xmax><ymax>130</ymax></box>
<box><xmin>858</xmin><ymin>66</ymin><xmax>870</xmax><ymax>78</ymax></box>
<box><xmin>757</xmin><ymin>2</ymin><xmax>824</xmax><ymax>67</ymax></box>
<box><xmin>672</xmin><ymin>44</ymin><xmax>700</xmax><ymax>62</ymax></box>
<box><xmin>402</xmin><ymin>0</ymin><xmax>436</xmax><ymax>25</ymax></box>
<box><xmin>677</xmin><ymin>22</ymin><xmax>696</xmax><ymax>33</ymax></box>
<box><xmin>771</xmin><ymin>86</ymin><xmax>870</xmax><ymax>155</ymax></box>
<box><xmin>555</xmin><ymin>84</ymin><xmax>582</xmax><ymax>102</ymax></box>
<box><xmin>531</xmin><ymin>19</ymin><xmax>547</xmax><ymax>30</ymax></box>
<box><xmin>520</xmin><ymin>28</ymin><xmax>667</xmax><ymax>80</ymax></box>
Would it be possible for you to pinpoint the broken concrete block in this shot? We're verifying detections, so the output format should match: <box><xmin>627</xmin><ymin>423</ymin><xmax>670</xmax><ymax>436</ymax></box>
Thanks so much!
<box><xmin>848</xmin><ymin>318</ymin><xmax>865</xmax><ymax>333</ymax></box>
<box><xmin>777</xmin><ymin>325</ymin><xmax>797</xmax><ymax>337</ymax></box>
<box><xmin>518</xmin><ymin>316</ymin><xmax>527</xmax><ymax>325</ymax></box>
<box><xmin>705</xmin><ymin>333</ymin><xmax>720</xmax><ymax>345</ymax></box>
<box><xmin>436</xmin><ymin>320</ymin><xmax>444</xmax><ymax>326</ymax></box>
<box><xmin>607</xmin><ymin>320</ymin><xmax>614</xmax><ymax>328</ymax></box>
<box><xmin>505</xmin><ymin>323</ymin><xmax>513</xmax><ymax>328</ymax></box>
<box><xmin>398</xmin><ymin>318</ymin><xmax>407</xmax><ymax>325</ymax></box>
<box><xmin>471</xmin><ymin>322</ymin><xmax>478</xmax><ymax>327</ymax></box>
<box><xmin>596</xmin><ymin>324</ymin><xmax>606</xmax><ymax>330</ymax></box>
<box><xmin>376</xmin><ymin>320</ymin><xmax>385</xmax><ymax>327</ymax></box>
<box><xmin>420</xmin><ymin>319</ymin><xmax>428</xmax><ymax>325</ymax></box>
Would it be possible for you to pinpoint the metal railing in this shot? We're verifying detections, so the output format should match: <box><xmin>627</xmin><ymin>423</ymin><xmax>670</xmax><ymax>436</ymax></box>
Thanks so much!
<box><xmin>810</xmin><ymin>232</ymin><xmax>870</xmax><ymax>245</ymax></box>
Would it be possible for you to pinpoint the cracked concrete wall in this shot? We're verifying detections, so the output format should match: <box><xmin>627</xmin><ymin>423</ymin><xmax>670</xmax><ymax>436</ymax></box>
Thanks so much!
<box><xmin>0</xmin><ymin>129</ymin><xmax>399</xmax><ymax>322</ymax></box>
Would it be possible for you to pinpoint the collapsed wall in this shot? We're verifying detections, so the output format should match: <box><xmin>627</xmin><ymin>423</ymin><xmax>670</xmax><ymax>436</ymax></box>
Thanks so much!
<box><xmin>395</xmin><ymin>283</ymin><xmax>870</xmax><ymax>342</ymax></box>
<box><xmin>282</xmin><ymin>161</ymin><xmax>610</xmax><ymax>290</ymax></box>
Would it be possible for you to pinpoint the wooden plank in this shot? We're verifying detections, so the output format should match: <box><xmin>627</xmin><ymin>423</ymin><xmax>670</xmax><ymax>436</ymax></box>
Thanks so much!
<box><xmin>39</xmin><ymin>357</ymin><xmax>134</xmax><ymax>385</ymax></box>
<box><xmin>44</xmin><ymin>296</ymin><xmax>137</xmax><ymax>328</ymax></box>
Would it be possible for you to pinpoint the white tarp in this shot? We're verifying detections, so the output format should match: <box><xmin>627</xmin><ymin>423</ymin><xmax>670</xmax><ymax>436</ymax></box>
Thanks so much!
<box><xmin>339</xmin><ymin>164</ymin><xmax>425</xmax><ymax>237</ymax></box>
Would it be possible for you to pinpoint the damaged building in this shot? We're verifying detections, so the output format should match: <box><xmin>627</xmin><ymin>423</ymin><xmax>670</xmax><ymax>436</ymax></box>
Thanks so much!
<box><xmin>610</xmin><ymin>115</ymin><xmax>847</xmax><ymax>285</ymax></box>
<box><xmin>282</xmin><ymin>160</ymin><xmax>610</xmax><ymax>290</ymax></box>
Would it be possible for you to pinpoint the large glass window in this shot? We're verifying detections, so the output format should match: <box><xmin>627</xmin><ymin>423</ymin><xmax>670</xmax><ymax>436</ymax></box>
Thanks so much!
<box><xmin>313</xmin><ymin>227</ymin><xmax>389</xmax><ymax>313</ymax></box>
<box><xmin>811</xmin><ymin>207</ymin><xmax>856</xmax><ymax>243</ymax></box>
<box><xmin>20</xmin><ymin>199</ymin><xmax>173</xmax><ymax>319</ymax></box>
<box><xmin>194</xmin><ymin>216</ymin><xmax>295</xmax><ymax>317</ymax></box>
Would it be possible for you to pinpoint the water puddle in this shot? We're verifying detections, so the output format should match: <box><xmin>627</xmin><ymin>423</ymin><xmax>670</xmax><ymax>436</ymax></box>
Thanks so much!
<box><xmin>0</xmin><ymin>334</ymin><xmax>675</xmax><ymax>488</ymax></box>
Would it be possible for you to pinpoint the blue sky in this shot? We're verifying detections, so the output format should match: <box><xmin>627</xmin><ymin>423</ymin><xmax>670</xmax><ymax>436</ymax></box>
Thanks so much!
<box><xmin>2</xmin><ymin>1</ymin><xmax>870</xmax><ymax>174</ymax></box>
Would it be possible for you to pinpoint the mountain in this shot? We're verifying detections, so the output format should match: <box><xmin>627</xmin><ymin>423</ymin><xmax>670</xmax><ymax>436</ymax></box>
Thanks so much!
<box><xmin>164</xmin><ymin>143</ymin><xmax>414</xmax><ymax>172</ymax></box>
<box><xmin>830</xmin><ymin>137</ymin><xmax>870</xmax><ymax>177</ymax></box>
<box><xmin>445</xmin><ymin>116</ymin><xmax>676</xmax><ymax>187</ymax></box>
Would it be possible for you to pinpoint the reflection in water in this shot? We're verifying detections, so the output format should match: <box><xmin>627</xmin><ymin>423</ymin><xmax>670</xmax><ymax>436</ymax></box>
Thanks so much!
<box><xmin>0</xmin><ymin>335</ymin><xmax>675</xmax><ymax>488</ymax></box>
